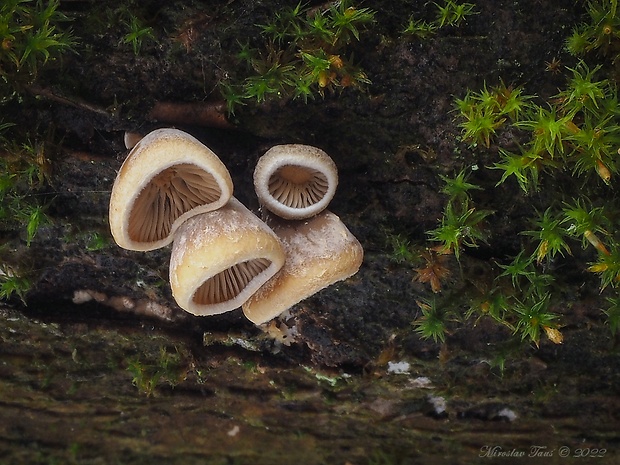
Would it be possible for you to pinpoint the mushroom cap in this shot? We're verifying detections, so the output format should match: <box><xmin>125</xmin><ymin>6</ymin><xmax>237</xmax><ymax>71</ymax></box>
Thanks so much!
<box><xmin>242</xmin><ymin>210</ymin><xmax>363</xmax><ymax>325</ymax></box>
<box><xmin>169</xmin><ymin>197</ymin><xmax>286</xmax><ymax>316</ymax></box>
<box><xmin>123</xmin><ymin>131</ymin><xmax>143</xmax><ymax>150</ymax></box>
<box><xmin>109</xmin><ymin>128</ymin><xmax>234</xmax><ymax>251</ymax></box>
<box><xmin>253</xmin><ymin>144</ymin><xmax>338</xmax><ymax>220</ymax></box>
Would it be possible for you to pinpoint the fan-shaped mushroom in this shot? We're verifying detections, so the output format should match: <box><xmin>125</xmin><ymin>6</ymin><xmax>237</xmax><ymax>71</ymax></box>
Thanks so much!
<box><xmin>169</xmin><ymin>198</ymin><xmax>286</xmax><ymax>316</ymax></box>
<box><xmin>242</xmin><ymin>210</ymin><xmax>363</xmax><ymax>325</ymax></box>
<box><xmin>109</xmin><ymin>128</ymin><xmax>233</xmax><ymax>251</ymax></box>
<box><xmin>253</xmin><ymin>144</ymin><xmax>338</xmax><ymax>220</ymax></box>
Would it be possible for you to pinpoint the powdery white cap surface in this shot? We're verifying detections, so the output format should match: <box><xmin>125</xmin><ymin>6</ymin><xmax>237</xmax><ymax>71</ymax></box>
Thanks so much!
<box><xmin>242</xmin><ymin>210</ymin><xmax>363</xmax><ymax>325</ymax></box>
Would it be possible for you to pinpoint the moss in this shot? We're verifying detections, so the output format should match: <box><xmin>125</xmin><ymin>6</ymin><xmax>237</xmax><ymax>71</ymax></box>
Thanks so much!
<box><xmin>126</xmin><ymin>346</ymin><xmax>188</xmax><ymax>397</ymax></box>
<box><xmin>413</xmin><ymin>0</ymin><xmax>620</xmax><ymax>347</ymax></box>
<box><xmin>219</xmin><ymin>0</ymin><xmax>376</xmax><ymax>113</ymax></box>
<box><xmin>0</xmin><ymin>0</ymin><xmax>74</xmax><ymax>99</ymax></box>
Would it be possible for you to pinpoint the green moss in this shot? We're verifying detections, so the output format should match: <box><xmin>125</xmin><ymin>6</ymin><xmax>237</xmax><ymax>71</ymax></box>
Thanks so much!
<box><xmin>416</xmin><ymin>0</ymin><xmax>620</xmax><ymax>348</ymax></box>
<box><xmin>0</xmin><ymin>2</ymin><xmax>74</xmax><ymax>306</ymax></box>
<box><xmin>386</xmin><ymin>232</ymin><xmax>419</xmax><ymax>264</ymax></box>
<box><xmin>120</xmin><ymin>12</ymin><xmax>155</xmax><ymax>55</ymax></box>
<box><xmin>413</xmin><ymin>298</ymin><xmax>448</xmax><ymax>343</ymax></box>
<box><xmin>565</xmin><ymin>0</ymin><xmax>620</xmax><ymax>57</ymax></box>
<box><xmin>401</xmin><ymin>18</ymin><xmax>437</xmax><ymax>38</ymax></box>
<box><xmin>220</xmin><ymin>0</ymin><xmax>375</xmax><ymax>112</ymax></box>
<box><xmin>0</xmin><ymin>0</ymin><xmax>74</xmax><ymax>98</ymax></box>
<box><xmin>427</xmin><ymin>200</ymin><xmax>492</xmax><ymax>261</ymax></box>
<box><xmin>435</xmin><ymin>1</ymin><xmax>477</xmax><ymax>27</ymax></box>
<box><xmin>0</xmin><ymin>128</ymin><xmax>52</xmax><ymax>245</ymax></box>
<box><xmin>0</xmin><ymin>265</ymin><xmax>31</xmax><ymax>304</ymax></box>
<box><xmin>126</xmin><ymin>346</ymin><xmax>188</xmax><ymax>397</ymax></box>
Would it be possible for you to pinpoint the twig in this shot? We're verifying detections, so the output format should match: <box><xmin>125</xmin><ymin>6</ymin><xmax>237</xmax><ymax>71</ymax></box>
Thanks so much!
<box><xmin>27</xmin><ymin>85</ymin><xmax>113</xmax><ymax>117</ymax></box>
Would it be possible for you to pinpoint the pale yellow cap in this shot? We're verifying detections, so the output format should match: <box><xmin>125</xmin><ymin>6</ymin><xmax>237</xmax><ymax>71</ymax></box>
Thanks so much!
<box><xmin>169</xmin><ymin>198</ymin><xmax>286</xmax><ymax>316</ymax></box>
<box><xmin>242</xmin><ymin>210</ymin><xmax>363</xmax><ymax>324</ymax></box>
<box><xmin>109</xmin><ymin>128</ymin><xmax>233</xmax><ymax>251</ymax></box>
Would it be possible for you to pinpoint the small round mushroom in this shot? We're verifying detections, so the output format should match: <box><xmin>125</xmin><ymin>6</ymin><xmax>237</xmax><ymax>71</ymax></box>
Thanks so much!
<box><xmin>253</xmin><ymin>144</ymin><xmax>338</xmax><ymax>220</ymax></box>
<box><xmin>123</xmin><ymin>131</ymin><xmax>143</xmax><ymax>150</ymax></box>
<box><xmin>242</xmin><ymin>210</ymin><xmax>363</xmax><ymax>325</ymax></box>
<box><xmin>169</xmin><ymin>198</ymin><xmax>286</xmax><ymax>316</ymax></box>
<box><xmin>109</xmin><ymin>128</ymin><xmax>234</xmax><ymax>251</ymax></box>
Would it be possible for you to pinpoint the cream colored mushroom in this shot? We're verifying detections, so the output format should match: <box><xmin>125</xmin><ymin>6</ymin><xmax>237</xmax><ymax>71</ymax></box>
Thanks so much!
<box><xmin>109</xmin><ymin>128</ymin><xmax>233</xmax><ymax>251</ymax></box>
<box><xmin>242</xmin><ymin>210</ymin><xmax>363</xmax><ymax>325</ymax></box>
<box><xmin>253</xmin><ymin>144</ymin><xmax>338</xmax><ymax>220</ymax></box>
<box><xmin>169</xmin><ymin>198</ymin><xmax>286</xmax><ymax>316</ymax></box>
<box><xmin>123</xmin><ymin>131</ymin><xmax>143</xmax><ymax>150</ymax></box>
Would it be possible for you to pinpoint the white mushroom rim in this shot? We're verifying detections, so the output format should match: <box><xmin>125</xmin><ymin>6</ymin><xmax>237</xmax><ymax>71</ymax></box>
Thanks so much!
<box><xmin>109</xmin><ymin>128</ymin><xmax>233</xmax><ymax>251</ymax></box>
<box><xmin>169</xmin><ymin>198</ymin><xmax>286</xmax><ymax>316</ymax></box>
<box><xmin>254</xmin><ymin>144</ymin><xmax>338</xmax><ymax>220</ymax></box>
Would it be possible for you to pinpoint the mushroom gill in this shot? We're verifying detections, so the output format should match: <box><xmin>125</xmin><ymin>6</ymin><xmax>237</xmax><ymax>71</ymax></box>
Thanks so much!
<box><xmin>128</xmin><ymin>163</ymin><xmax>222</xmax><ymax>244</ymax></box>
<box><xmin>268</xmin><ymin>165</ymin><xmax>329</xmax><ymax>208</ymax></box>
<box><xmin>169</xmin><ymin>198</ymin><xmax>285</xmax><ymax>316</ymax></box>
<box><xmin>109</xmin><ymin>128</ymin><xmax>233</xmax><ymax>251</ymax></box>
<box><xmin>192</xmin><ymin>258</ymin><xmax>271</xmax><ymax>306</ymax></box>
<box><xmin>254</xmin><ymin>144</ymin><xmax>338</xmax><ymax>220</ymax></box>
<box><xmin>242</xmin><ymin>210</ymin><xmax>363</xmax><ymax>325</ymax></box>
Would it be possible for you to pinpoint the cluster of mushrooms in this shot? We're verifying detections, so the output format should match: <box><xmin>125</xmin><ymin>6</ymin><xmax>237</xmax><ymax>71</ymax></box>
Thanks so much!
<box><xmin>108</xmin><ymin>128</ymin><xmax>363</xmax><ymax>325</ymax></box>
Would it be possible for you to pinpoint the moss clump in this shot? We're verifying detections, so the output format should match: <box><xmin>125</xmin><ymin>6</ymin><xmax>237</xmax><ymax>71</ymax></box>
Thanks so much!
<box><xmin>126</xmin><ymin>346</ymin><xmax>188</xmax><ymax>397</ymax></box>
<box><xmin>219</xmin><ymin>0</ymin><xmax>376</xmax><ymax>113</ymax></box>
<box><xmin>398</xmin><ymin>1</ymin><xmax>620</xmax><ymax>347</ymax></box>
<box><xmin>0</xmin><ymin>0</ymin><xmax>74</xmax><ymax>100</ymax></box>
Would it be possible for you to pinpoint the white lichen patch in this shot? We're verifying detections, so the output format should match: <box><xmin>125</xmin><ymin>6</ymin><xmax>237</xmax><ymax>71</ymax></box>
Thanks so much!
<box><xmin>387</xmin><ymin>360</ymin><xmax>411</xmax><ymax>375</ymax></box>
<box><xmin>226</xmin><ymin>425</ymin><xmax>240</xmax><ymax>437</ymax></box>
<box><xmin>497</xmin><ymin>407</ymin><xmax>518</xmax><ymax>422</ymax></box>
<box><xmin>409</xmin><ymin>376</ymin><xmax>433</xmax><ymax>389</ymax></box>
<box><xmin>428</xmin><ymin>395</ymin><xmax>447</xmax><ymax>415</ymax></box>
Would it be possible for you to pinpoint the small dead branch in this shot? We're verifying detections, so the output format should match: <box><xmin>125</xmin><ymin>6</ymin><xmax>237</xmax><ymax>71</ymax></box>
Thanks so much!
<box><xmin>148</xmin><ymin>101</ymin><xmax>233</xmax><ymax>129</ymax></box>
<box><xmin>26</xmin><ymin>85</ymin><xmax>112</xmax><ymax>117</ymax></box>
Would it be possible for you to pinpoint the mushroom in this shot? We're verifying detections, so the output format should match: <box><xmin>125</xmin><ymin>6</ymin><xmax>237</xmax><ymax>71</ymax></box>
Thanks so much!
<box><xmin>169</xmin><ymin>198</ymin><xmax>286</xmax><ymax>316</ymax></box>
<box><xmin>109</xmin><ymin>128</ymin><xmax>234</xmax><ymax>251</ymax></box>
<box><xmin>123</xmin><ymin>131</ymin><xmax>143</xmax><ymax>150</ymax></box>
<box><xmin>253</xmin><ymin>144</ymin><xmax>338</xmax><ymax>220</ymax></box>
<box><xmin>242</xmin><ymin>210</ymin><xmax>363</xmax><ymax>325</ymax></box>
